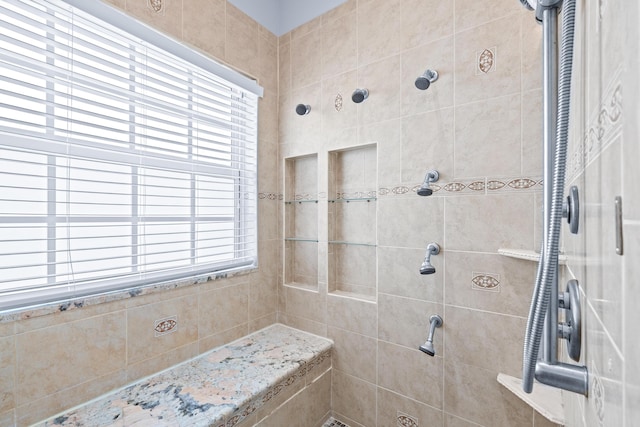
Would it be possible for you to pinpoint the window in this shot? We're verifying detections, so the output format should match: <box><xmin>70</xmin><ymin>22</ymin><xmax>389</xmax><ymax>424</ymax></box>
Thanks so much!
<box><xmin>0</xmin><ymin>0</ymin><xmax>262</xmax><ymax>311</ymax></box>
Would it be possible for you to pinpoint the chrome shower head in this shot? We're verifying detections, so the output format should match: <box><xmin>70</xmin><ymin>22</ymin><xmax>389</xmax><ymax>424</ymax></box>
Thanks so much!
<box><xmin>295</xmin><ymin>104</ymin><xmax>311</xmax><ymax>115</ymax></box>
<box><xmin>419</xmin><ymin>341</ymin><xmax>435</xmax><ymax>356</ymax></box>
<box><xmin>417</xmin><ymin>170</ymin><xmax>439</xmax><ymax>196</ymax></box>
<box><xmin>351</xmin><ymin>88</ymin><xmax>369</xmax><ymax>103</ymax></box>
<box><xmin>419</xmin><ymin>314</ymin><xmax>443</xmax><ymax>357</ymax></box>
<box><xmin>420</xmin><ymin>242</ymin><xmax>440</xmax><ymax>275</ymax></box>
<box><xmin>415</xmin><ymin>69</ymin><xmax>439</xmax><ymax>90</ymax></box>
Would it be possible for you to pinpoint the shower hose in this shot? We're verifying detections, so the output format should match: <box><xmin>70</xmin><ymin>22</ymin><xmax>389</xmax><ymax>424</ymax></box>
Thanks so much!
<box><xmin>522</xmin><ymin>0</ymin><xmax>576</xmax><ymax>393</ymax></box>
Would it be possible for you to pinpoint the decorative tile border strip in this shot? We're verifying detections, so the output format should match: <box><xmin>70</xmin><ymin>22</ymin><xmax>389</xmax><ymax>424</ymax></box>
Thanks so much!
<box><xmin>566</xmin><ymin>75</ymin><xmax>622</xmax><ymax>183</ymax></box>
<box><xmin>335</xmin><ymin>190</ymin><xmax>377</xmax><ymax>200</ymax></box>
<box><xmin>227</xmin><ymin>349</ymin><xmax>332</xmax><ymax>427</ymax></box>
<box><xmin>378</xmin><ymin>176</ymin><xmax>542</xmax><ymax>197</ymax></box>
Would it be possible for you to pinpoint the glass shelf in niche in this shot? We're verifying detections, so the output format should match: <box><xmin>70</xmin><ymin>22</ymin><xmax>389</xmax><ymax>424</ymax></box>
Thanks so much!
<box><xmin>284</xmin><ymin>199</ymin><xmax>318</xmax><ymax>205</ymax></box>
<box><xmin>328</xmin><ymin>197</ymin><xmax>376</xmax><ymax>203</ymax></box>
<box><xmin>284</xmin><ymin>237</ymin><xmax>319</xmax><ymax>243</ymax></box>
<box><xmin>328</xmin><ymin>240</ymin><xmax>376</xmax><ymax>247</ymax></box>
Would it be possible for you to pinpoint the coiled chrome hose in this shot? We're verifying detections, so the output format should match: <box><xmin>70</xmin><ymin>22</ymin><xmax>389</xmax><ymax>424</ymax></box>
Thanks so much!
<box><xmin>522</xmin><ymin>0</ymin><xmax>576</xmax><ymax>393</ymax></box>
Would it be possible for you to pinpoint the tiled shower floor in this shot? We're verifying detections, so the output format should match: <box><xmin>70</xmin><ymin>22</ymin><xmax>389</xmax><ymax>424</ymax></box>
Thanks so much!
<box><xmin>322</xmin><ymin>417</ymin><xmax>350</xmax><ymax>427</ymax></box>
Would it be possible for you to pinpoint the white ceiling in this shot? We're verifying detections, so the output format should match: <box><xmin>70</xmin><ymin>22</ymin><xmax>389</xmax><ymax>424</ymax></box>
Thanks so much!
<box><xmin>227</xmin><ymin>0</ymin><xmax>347</xmax><ymax>36</ymax></box>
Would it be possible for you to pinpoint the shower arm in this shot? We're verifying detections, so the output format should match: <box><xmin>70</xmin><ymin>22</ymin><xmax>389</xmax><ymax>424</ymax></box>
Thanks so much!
<box><xmin>520</xmin><ymin>0</ymin><xmax>588</xmax><ymax>396</ymax></box>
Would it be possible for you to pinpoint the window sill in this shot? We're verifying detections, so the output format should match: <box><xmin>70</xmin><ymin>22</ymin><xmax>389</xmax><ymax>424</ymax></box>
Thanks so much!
<box><xmin>0</xmin><ymin>266</ymin><xmax>257</xmax><ymax>324</ymax></box>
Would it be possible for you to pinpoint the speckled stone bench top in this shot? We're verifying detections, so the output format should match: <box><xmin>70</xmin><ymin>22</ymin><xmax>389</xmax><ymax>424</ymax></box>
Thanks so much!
<box><xmin>36</xmin><ymin>324</ymin><xmax>333</xmax><ymax>427</ymax></box>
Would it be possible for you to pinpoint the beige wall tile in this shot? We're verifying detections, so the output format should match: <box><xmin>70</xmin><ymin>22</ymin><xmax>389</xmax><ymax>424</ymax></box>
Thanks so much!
<box><xmin>249</xmin><ymin>313</ymin><xmax>277</xmax><ymax>334</ymax></box>
<box><xmin>322</xmin><ymin>71</ymin><xmax>358</xmax><ymax>141</ymax></box>
<box><xmin>378</xmin><ymin>340</ymin><xmax>443</xmax><ymax>408</ymax></box>
<box><xmin>198</xmin><ymin>323</ymin><xmax>249</xmax><ymax>354</ymax></box>
<box><xmin>16</xmin><ymin>299</ymin><xmax>126</xmax><ymax>333</ymax></box>
<box><xmin>454</xmin><ymin>14</ymin><xmax>521</xmax><ymax>105</ymax></box>
<box><xmin>291</xmin><ymin>30</ymin><xmax>323</xmax><ymax>90</ymax></box>
<box><xmin>255</xmin><ymin>373</ymin><xmax>305</xmax><ymax>423</ymax></box>
<box><xmin>183</xmin><ymin>0</ymin><xmax>226</xmax><ymax>61</ymax></box>
<box><xmin>521</xmin><ymin>11</ymin><xmax>543</xmax><ymax>92</ymax></box>
<box><xmin>326</xmin><ymin>294</ymin><xmax>377</xmax><ymax>338</ymax></box>
<box><xmin>250</xmin><ymin>278</ymin><xmax>277</xmax><ymax>322</ymax></box>
<box><xmin>357</xmin><ymin>56</ymin><xmax>402</xmax><ymax>125</ymax></box>
<box><xmin>332</xmin><ymin>370</ymin><xmax>376</xmax><ymax>427</ymax></box>
<box><xmin>522</xmin><ymin>89</ymin><xmax>543</xmax><ymax>176</ymax></box>
<box><xmin>401</xmin><ymin>108</ymin><xmax>455</xmax><ymax>184</ymax></box>
<box><xmin>198</xmin><ymin>282</ymin><xmax>249</xmax><ymax>338</ymax></box>
<box><xmin>534</xmin><ymin>411</ymin><xmax>563</xmax><ymax>427</ymax></box>
<box><xmin>444</xmin><ymin>413</ymin><xmax>481</xmax><ymax>427</ymax></box>
<box><xmin>259</xmin><ymin>36</ymin><xmax>279</xmax><ymax>94</ymax></box>
<box><xmin>443</xmin><ymin>306</ymin><xmax>526</xmax><ymax>378</ymax></box>
<box><xmin>16</xmin><ymin>311</ymin><xmax>126</xmax><ymax>405</ymax></box>
<box><xmin>377</xmin><ymin>387</ymin><xmax>444</xmax><ymax>427</ymax></box>
<box><xmin>0</xmin><ymin>336</ymin><xmax>14</xmax><ymax>413</ymax></box>
<box><xmin>400</xmin><ymin>0</ymin><xmax>454</xmax><ymax>50</ymax></box>
<box><xmin>378</xmin><ymin>246</ymin><xmax>443</xmax><ymax>303</ymax></box>
<box><xmin>359</xmin><ymin>119</ymin><xmax>401</xmax><ymax>188</ymax></box>
<box><xmin>378</xmin><ymin>197</ymin><xmax>445</xmax><ymax>249</ymax></box>
<box><xmin>225</xmin><ymin>5</ymin><xmax>259</xmax><ymax>77</ymax></box>
<box><xmin>357</xmin><ymin>0</ymin><xmax>401</xmax><ymax>67</ymax></box>
<box><xmin>444</xmin><ymin>194</ymin><xmax>534</xmax><ymax>252</ymax></box>
<box><xmin>16</xmin><ymin>369</ymin><xmax>127</xmax><ymax>427</ymax></box>
<box><xmin>444</xmin><ymin>251</ymin><xmax>535</xmax><ymax>317</ymax></box>
<box><xmin>127</xmin><ymin>294</ymin><xmax>199</xmax><ymax>364</ymax></box>
<box><xmin>379</xmin><ymin>293</ymin><xmax>443</xmax><ymax>352</ymax></box>
<box><xmin>454</xmin><ymin>94</ymin><xmax>522</xmax><ymax>178</ymax></box>
<box><xmin>284</xmin><ymin>286</ymin><xmax>326</xmax><ymax>324</ymax></box>
<box><xmin>279</xmin><ymin>41</ymin><xmax>292</xmax><ymax>94</ymax></box>
<box><xmin>259</xmin><ymin>90</ymin><xmax>279</xmax><ymax>147</ymax></box>
<box><xmin>328</xmin><ymin>326</ymin><xmax>376</xmax><ymax>383</ymax></box>
<box><xmin>279</xmin><ymin>313</ymin><xmax>327</xmax><ymax>337</ymax></box>
<box><xmin>321</xmin><ymin>0</ymin><xmax>357</xmax><ymax>26</ymax></box>
<box><xmin>444</xmin><ymin>361</ymin><xmax>532</xmax><ymax>427</ymax></box>
<box><xmin>454</xmin><ymin>0</ymin><xmax>521</xmax><ymax>33</ymax></box>
<box><xmin>257</xmin><ymin>370</ymin><xmax>331</xmax><ymax>427</ymax></box>
<box><xmin>0</xmin><ymin>410</ymin><xmax>14</xmax><ymax>427</ymax></box>
<box><xmin>127</xmin><ymin>342</ymin><xmax>198</xmax><ymax>382</ymax></box>
<box><xmin>401</xmin><ymin>37</ymin><xmax>455</xmax><ymax>117</ymax></box>
<box><xmin>329</xmin><ymin>244</ymin><xmax>376</xmax><ymax>297</ymax></box>
<box><xmin>291</xmin><ymin>16</ymin><xmax>323</xmax><ymax>41</ymax></box>
<box><xmin>321</xmin><ymin>13</ymin><xmax>357</xmax><ymax>80</ymax></box>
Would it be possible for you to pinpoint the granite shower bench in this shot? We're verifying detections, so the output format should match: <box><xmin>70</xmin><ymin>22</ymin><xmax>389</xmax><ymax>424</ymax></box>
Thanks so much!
<box><xmin>35</xmin><ymin>324</ymin><xmax>333</xmax><ymax>427</ymax></box>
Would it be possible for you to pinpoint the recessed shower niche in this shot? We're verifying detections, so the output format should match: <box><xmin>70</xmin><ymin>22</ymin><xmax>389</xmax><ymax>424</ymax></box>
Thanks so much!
<box><xmin>328</xmin><ymin>144</ymin><xmax>377</xmax><ymax>300</ymax></box>
<box><xmin>283</xmin><ymin>154</ymin><xmax>318</xmax><ymax>291</ymax></box>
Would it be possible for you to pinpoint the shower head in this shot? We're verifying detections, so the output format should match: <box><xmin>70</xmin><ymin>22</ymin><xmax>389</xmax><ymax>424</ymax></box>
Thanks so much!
<box><xmin>419</xmin><ymin>341</ymin><xmax>435</xmax><ymax>356</ymax></box>
<box><xmin>351</xmin><ymin>88</ymin><xmax>369</xmax><ymax>103</ymax></box>
<box><xmin>295</xmin><ymin>104</ymin><xmax>311</xmax><ymax>115</ymax></box>
<box><xmin>417</xmin><ymin>170</ymin><xmax>439</xmax><ymax>196</ymax></box>
<box><xmin>420</xmin><ymin>242</ymin><xmax>440</xmax><ymax>275</ymax></box>
<box><xmin>419</xmin><ymin>314</ymin><xmax>443</xmax><ymax>357</ymax></box>
<box><xmin>415</xmin><ymin>69</ymin><xmax>439</xmax><ymax>90</ymax></box>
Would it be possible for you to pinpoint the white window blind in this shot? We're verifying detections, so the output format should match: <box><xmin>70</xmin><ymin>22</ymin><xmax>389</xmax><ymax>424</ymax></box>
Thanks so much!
<box><xmin>0</xmin><ymin>0</ymin><xmax>260</xmax><ymax>311</ymax></box>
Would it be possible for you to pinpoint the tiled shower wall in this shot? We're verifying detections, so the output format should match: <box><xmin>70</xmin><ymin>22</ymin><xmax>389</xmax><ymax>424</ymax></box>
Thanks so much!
<box><xmin>562</xmin><ymin>0</ymin><xmax>640</xmax><ymax>426</ymax></box>
<box><xmin>278</xmin><ymin>1</ymin><xmax>557</xmax><ymax>426</ymax></box>
<box><xmin>0</xmin><ymin>1</ymin><xmax>280</xmax><ymax>426</ymax></box>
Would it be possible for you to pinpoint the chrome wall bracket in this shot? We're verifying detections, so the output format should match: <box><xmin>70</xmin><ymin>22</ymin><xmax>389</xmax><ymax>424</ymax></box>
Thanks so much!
<box><xmin>534</xmin><ymin>278</ymin><xmax>588</xmax><ymax>396</ymax></box>
<box><xmin>558</xmin><ymin>279</ymin><xmax>582</xmax><ymax>361</ymax></box>
<box><xmin>562</xmin><ymin>185</ymin><xmax>580</xmax><ymax>234</ymax></box>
